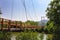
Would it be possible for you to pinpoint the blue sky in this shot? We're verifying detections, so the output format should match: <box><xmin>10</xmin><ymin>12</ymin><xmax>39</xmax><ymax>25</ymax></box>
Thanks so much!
<box><xmin>0</xmin><ymin>0</ymin><xmax>51</xmax><ymax>21</ymax></box>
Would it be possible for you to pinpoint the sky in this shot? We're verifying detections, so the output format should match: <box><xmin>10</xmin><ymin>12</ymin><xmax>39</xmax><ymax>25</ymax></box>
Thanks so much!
<box><xmin>0</xmin><ymin>0</ymin><xmax>51</xmax><ymax>21</ymax></box>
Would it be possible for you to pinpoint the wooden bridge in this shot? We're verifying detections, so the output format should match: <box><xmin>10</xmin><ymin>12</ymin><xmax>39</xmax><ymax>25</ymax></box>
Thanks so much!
<box><xmin>0</xmin><ymin>18</ymin><xmax>44</xmax><ymax>31</ymax></box>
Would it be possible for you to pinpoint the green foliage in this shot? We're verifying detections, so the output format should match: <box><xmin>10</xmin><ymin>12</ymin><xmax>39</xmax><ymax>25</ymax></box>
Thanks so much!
<box><xmin>46</xmin><ymin>0</ymin><xmax>60</xmax><ymax>40</ymax></box>
<box><xmin>46</xmin><ymin>21</ymin><xmax>55</xmax><ymax>33</ymax></box>
<box><xmin>16</xmin><ymin>32</ymin><xmax>39</xmax><ymax>40</ymax></box>
<box><xmin>46</xmin><ymin>0</ymin><xmax>60</xmax><ymax>33</ymax></box>
<box><xmin>46</xmin><ymin>34</ymin><xmax>53</xmax><ymax>40</ymax></box>
<box><xmin>3</xmin><ymin>24</ymin><xmax>7</xmax><ymax>28</ymax></box>
<box><xmin>25</xmin><ymin>20</ymin><xmax>39</xmax><ymax>26</ymax></box>
<box><xmin>0</xmin><ymin>32</ymin><xmax>11</xmax><ymax>40</ymax></box>
<box><xmin>44</xmin><ymin>27</ymin><xmax>48</xmax><ymax>34</ymax></box>
<box><xmin>39</xmin><ymin>33</ymin><xmax>44</xmax><ymax>40</ymax></box>
<box><xmin>36</xmin><ymin>28</ymin><xmax>44</xmax><ymax>33</ymax></box>
<box><xmin>52</xmin><ymin>34</ymin><xmax>60</xmax><ymax>40</ymax></box>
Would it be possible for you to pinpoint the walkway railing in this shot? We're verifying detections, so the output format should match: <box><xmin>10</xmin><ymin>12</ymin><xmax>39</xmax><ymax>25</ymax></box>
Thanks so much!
<box><xmin>0</xmin><ymin>18</ymin><xmax>44</xmax><ymax>31</ymax></box>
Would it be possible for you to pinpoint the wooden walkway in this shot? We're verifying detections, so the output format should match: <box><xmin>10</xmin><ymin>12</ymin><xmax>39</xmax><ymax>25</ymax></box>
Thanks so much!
<box><xmin>0</xmin><ymin>18</ymin><xmax>44</xmax><ymax>31</ymax></box>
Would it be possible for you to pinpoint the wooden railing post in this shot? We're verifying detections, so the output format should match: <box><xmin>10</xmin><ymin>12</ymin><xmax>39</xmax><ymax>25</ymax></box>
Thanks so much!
<box><xmin>8</xmin><ymin>20</ymin><xmax>11</xmax><ymax>30</ymax></box>
<box><xmin>16</xmin><ymin>21</ymin><xmax>17</xmax><ymax>28</ymax></box>
<box><xmin>1</xmin><ymin>18</ymin><xmax>3</xmax><ymax>30</ymax></box>
<box><xmin>0</xmin><ymin>18</ymin><xmax>1</xmax><ymax>30</ymax></box>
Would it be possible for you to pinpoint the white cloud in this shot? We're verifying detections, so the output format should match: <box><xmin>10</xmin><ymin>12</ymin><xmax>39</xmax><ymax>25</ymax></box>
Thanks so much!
<box><xmin>37</xmin><ymin>0</ymin><xmax>51</xmax><ymax>4</ymax></box>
